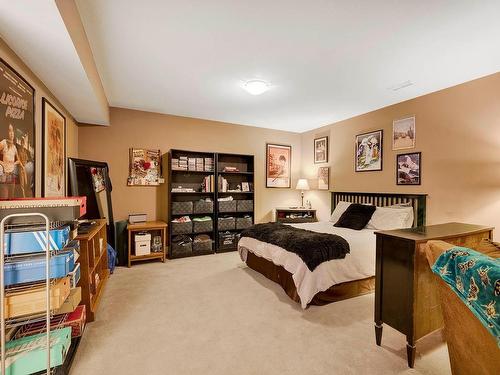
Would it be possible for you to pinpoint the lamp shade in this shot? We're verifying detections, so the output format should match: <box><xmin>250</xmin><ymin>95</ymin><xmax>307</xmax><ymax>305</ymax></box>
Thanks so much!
<box><xmin>295</xmin><ymin>179</ymin><xmax>310</xmax><ymax>190</ymax></box>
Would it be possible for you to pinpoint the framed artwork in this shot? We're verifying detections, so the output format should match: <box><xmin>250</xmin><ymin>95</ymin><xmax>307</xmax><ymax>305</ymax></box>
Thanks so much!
<box><xmin>314</xmin><ymin>136</ymin><xmax>328</xmax><ymax>163</ymax></box>
<box><xmin>317</xmin><ymin>167</ymin><xmax>329</xmax><ymax>190</ymax></box>
<box><xmin>90</xmin><ymin>167</ymin><xmax>105</xmax><ymax>192</ymax></box>
<box><xmin>0</xmin><ymin>58</ymin><xmax>35</xmax><ymax>199</ymax></box>
<box><xmin>42</xmin><ymin>98</ymin><xmax>66</xmax><ymax>197</ymax></box>
<box><xmin>397</xmin><ymin>152</ymin><xmax>421</xmax><ymax>185</ymax></box>
<box><xmin>266</xmin><ymin>143</ymin><xmax>291</xmax><ymax>188</ymax></box>
<box><xmin>355</xmin><ymin>130</ymin><xmax>383</xmax><ymax>172</ymax></box>
<box><xmin>127</xmin><ymin>148</ymin><xmax>162</xmax><ymax>186</ymax></box>
<box><xmin>393</xmin><ymin>116</ymin><xmax>416</xmax><ymax>150</ymax></box>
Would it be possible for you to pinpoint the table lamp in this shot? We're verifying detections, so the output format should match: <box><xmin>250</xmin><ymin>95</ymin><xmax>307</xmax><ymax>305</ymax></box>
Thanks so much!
<box><xmin>295</xmin><ymin>179</ymin><xmax>310</xmax><ymax>208</ymax></box>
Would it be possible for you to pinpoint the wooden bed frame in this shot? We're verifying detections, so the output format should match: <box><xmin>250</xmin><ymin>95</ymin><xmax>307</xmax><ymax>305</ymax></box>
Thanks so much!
<box><xmin>243</xmin><ymin>191</ymin><xmax>428</xmax><ymax>306</ymax></box>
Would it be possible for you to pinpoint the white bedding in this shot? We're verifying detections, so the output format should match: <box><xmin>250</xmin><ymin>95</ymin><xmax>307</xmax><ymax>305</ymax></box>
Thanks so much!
<box><xmin>238</xmin><ymin>221</ymin><xmax>376</xmax><ymax>308</ymax></box>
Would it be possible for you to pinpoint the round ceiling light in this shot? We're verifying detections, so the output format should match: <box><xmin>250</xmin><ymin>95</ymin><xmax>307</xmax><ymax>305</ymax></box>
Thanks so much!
<box><xmin>243</xmin><ymin>79</ymin><xmax>271</xmax><ymax>95</ymax></box>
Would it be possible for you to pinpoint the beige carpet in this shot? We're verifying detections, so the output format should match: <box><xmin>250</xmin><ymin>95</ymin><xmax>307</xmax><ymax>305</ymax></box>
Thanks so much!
<box><xmin>71</xmin><ymin>252</ymin><xmax>451</xmax><ymax>375</ymax></box>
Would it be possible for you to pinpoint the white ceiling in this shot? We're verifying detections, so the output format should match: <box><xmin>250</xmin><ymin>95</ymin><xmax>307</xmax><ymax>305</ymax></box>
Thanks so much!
<box><xmin>75</xmin><ymin>0</ymin><xmax>500</xmax><ymax>132</ymax></box>
<box><xmin>0</xmin><ymin>0</ymin><xmax>108</xmax><ymax>125</ymax></box>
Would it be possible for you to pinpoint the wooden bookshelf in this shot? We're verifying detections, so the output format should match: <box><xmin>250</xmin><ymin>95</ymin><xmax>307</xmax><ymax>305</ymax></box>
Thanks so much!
<box><xmin>127</xmin><ymin>220</ymin><xmax>168</xmax><ymax>267</ymax></box>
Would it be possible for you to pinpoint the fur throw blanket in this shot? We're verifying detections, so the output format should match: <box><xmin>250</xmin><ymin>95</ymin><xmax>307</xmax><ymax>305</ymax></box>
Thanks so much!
<box><xmin>240</xmin><ymin>223</ymin><xmax>350</xmax><ymax>271</ymax></box>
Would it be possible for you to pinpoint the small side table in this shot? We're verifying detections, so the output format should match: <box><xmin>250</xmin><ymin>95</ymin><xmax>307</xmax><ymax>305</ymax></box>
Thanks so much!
<box><xmin>127</xmin><ymin>221</ymin><xmax>168</xmax><ymax>267</ymax></box>
<box><xmin>274</xmin><ymin>207</ymin><xmax>317</xmax><ymax>223</ymax></box>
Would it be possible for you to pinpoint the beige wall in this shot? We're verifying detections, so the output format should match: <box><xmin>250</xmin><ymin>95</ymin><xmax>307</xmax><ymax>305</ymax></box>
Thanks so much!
<box><xmin>0</xmin><ymin>38</ymin><xmax>79</xmax><ymax>196</ymax></box>
<box><xmin>78</xmin><ymin>108</ymin><xmax>302</xmax><ymax>222</ymax></box>
<box><xmin>301</xmin><ymin>73</ymin><xmax>500</xmax><ymax>235</ymax></box>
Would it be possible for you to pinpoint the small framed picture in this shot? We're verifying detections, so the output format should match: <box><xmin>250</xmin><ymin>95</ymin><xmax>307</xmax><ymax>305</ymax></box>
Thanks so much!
<box><xmin>314</xmin><ymin>136</ymin><xmax>328</xmax><ymax>163</ymax></box>
<box><xmin>355</xmin><ymin>130</ymin><xmax>383</xmax><ymax>172</ymax></box>
<box><xmin>317</xmin><ymin>167</ymin><xmax>329</xmax><ymax>190</ymax></box>
<box><xmin>397</xmin><ymin>152</ymin><xmax>421</xmax><ymax>185</ymax></box>
<box><xmin>393</xmin><ymin>116</ymin><xmax>416</xmax><ymax>150</ymax></box>
<box><xmin>242</xmin><ymin>182</ymin><xmax>250</xmax><ymax>192</ymax></box>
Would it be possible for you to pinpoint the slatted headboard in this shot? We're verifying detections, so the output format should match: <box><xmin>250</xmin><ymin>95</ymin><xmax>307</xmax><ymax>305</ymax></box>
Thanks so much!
<box><xmin>331</xmin><ymin>192</ymin><xmax>427</xmax><ymax>227</ymax></box>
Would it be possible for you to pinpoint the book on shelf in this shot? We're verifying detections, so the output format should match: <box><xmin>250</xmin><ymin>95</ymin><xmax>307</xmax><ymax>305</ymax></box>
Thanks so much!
<box><xmin>202</xmin><ymin>175</ymin><xmax>214</xmax><ymax>192</ymax></box>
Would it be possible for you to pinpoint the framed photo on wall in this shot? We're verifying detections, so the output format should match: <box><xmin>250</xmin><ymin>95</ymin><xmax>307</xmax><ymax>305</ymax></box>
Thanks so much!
<box><xmin>42</xmin><ymin>98</ymin><xmax>66</xmax><ymax>197</ymax></box>
<box><xmin>266</xmin><ymin>143</ymin><xmax>291</xmax><ymax>188</ymax></box>
<box><xmin>314</xmin><ymin>136</ymin><xmax>328</xmax><ymax>163</ymax></box>
<box><xmin>317</xmin><ymin>166</ymin><xmax>329</xmax><ymax>190</ymax></box>
<box><xmin>393</xmin><ymin>116</ymin><xmax>416</xmax><ymax>150</ymax></box>
<box><xmin>355</xmin><ymin>130</ymin><xmax>383</xmax><ymax>172</ymax></box>
<box><xmin>0</xmin><ymin>58</ymin><xmax>36</xmax><ymax>199</ymax></box>
<box><xmin>397</xmin><ymin>152</ymin><xmax>421</xmax><ymax>185</ymax></box>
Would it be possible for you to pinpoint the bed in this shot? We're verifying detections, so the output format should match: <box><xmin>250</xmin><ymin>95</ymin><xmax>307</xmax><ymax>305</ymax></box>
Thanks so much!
<box><xmin>238</xmin><ymin>192</ymin><xmax>427</xmax><ymax>308</ymax></box>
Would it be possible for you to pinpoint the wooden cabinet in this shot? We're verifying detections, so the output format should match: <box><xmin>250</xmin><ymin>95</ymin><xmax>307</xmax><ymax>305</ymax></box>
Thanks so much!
<box><xmin>74</xmin><ymin>219</ymin><xmax>109</xmax><ymax>322</ymax></box>
<box><xmin>374</xmin><ymin>222</ymin><xmax>493</xmax><ymax>368</ymax></box>
<box><xmin>274</xmin><ymin>207</ymin><xmax>317</xmax><ymax>223</ymax></box>
<box><xmin>127</xmin><ymin>221</ymin><xmax>167</xmax><ymax>267</ymax></box>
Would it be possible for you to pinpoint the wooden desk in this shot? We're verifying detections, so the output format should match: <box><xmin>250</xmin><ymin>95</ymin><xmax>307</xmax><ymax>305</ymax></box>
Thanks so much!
<box><xmin>274</xmin><ymin>207</ymin><xmax>317</xmax><ymax>223</ymax></box>
<box><xmin>127</xmin><ymin>221</ymin><xmax>168</xmax><ymax>267</ymax></box>
<box><xmin>74</xmin><ymin>219</ymin><xmax>109</xmax><ymax>322</ymax></box>
<box><xmin>374</xmin><ymin>222</ymin><xmax>493</xmax><ymax>368</ymax></box>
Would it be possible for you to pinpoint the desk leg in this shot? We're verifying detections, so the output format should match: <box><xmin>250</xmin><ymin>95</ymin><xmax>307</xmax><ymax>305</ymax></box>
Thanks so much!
<box><xmin>406</xmin><ymin>342</ymin><xmax>416</xmax><ymax>368</ymax></box>
<box><xmin>375</xmin><ymin>323</ymin><xmax>383</xmax><ymax>346</ymax></box>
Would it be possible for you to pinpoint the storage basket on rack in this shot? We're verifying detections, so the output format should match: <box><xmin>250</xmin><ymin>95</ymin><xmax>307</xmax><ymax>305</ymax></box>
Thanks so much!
<box><xmin>193</xmin><ymin>200</ymin><xmax>213</xmax><ymax>214</ymax></box>
<box><xmin>236</xmin><ymin>217</ymin><xmax>253</xmax><ymax>230</ymax></box>
<box><xmin>218</xmin><ymin>232</ymin><xmax>240</xmax><ymax>250</ymax></box>
<box><xmin>171</xmin><ymin>221</ymin><xmax>193</xmax><ymax>235</ymax></box>
<box><xmin>218</xmin><ymin>200</ymin><xmax>237</xmax><ymax>212</ymax></box>
<box><xmin>193</xmin><ymin>219</ymin><xmax>213</xmax><ymax>233</ymax></box>
<box><xmin>193</xmin><ymin>238</ymin><xmax>213</xmax><ymax>252</ymax></box>
<box><xmin>218</xmin><ymin>217</ymin><xmax>235</xmax><ymax>231</ymax></box>
<box><xmin>171</xmin><ymin>236</ymin><xmax>192</xmax><ymax>256</ymax></box>
<box><xmin>236</xmin><ymin>200</ymin><xmax>253</xmax><ymax>212</ymax></box>
<box><xmin>172</xmin><ymin>201</ymin><xmax>193</xmax><ymax>215</ymax></box>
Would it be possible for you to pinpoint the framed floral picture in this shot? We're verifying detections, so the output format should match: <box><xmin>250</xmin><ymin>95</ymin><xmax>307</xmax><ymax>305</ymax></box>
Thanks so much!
<box><xmin>397</xmin><ymin>152</ymin><xmax>421</xmax><ymax>185</ymax></box>
<box><xmin>42</xmin><ymin>98</ymin><xmax>66</xmax><ymax>197</ymax></box>
<box><xmin>314</xmin><ymin>136</ymin><xmax>328</xmax><ymax>163</ymax></box>
<box><xmin>355</xmin><ymin>130</ymin><xmax>383</xmax><ymax>172</ymax></box>
<box><xmin>266</xmin><ymin>143</ymin><xmax>291</xmax><ymax>188</ymax></box>
<box><xmin>317</xmin><ymin>166</ymin><xmax>329</xmax><ymax>190</ymax></box>
<box><xmin>0</xmin><ymin>58</ymin><xmax>35</xmax><ymax>199</ymax></box>
<box><xmin>393</xmin><ymin>116</ymin><xmax>416</xmax><ymax>150</ymax></box>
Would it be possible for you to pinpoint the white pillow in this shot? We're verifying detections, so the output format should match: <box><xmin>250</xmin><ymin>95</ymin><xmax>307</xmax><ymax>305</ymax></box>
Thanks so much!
<box><xmin>365</xmin><ymin>206</ymin><xmax>414</xmax><ymax>230</ymax></box>
<box><xmin>329</xmin><ymin>201</ymin><xmax>352</xmax><ymax>223</ymax></box>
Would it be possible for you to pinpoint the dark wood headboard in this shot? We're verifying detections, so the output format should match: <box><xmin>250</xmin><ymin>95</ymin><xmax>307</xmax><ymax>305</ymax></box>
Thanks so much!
<box><xmin>331</xmin><ymin>192</ymin><xmax>427</xmax><ymax>227</ymax></box>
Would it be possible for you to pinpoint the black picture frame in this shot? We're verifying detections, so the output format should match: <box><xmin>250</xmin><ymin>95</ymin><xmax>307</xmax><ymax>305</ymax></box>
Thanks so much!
<box><xmin>314</xmin><ymin>136</ymin><xmax>328</xmax><ymax>163</ymax></box>
<box><xmin>266</xmin><ymin>143</ymin><xmax>291</xmax><ymax>188</ymax></box>
<box><xmin>355</xmin><ymin>129</ymin><xmax>383</xmax><ymax>172</ymax></box>
<box><xmin>396</xmin><ymin>152</ymin><xmax>421</xmax><ymax>185</ymax></box>
<box><xmin>68</xmin><ymin>158</ymin><xmax>115</xmax><ymax>247</ymax></box>
<box><xmin>0</xmin><ymin>58</ymin><xmax>36</xmax><ymax>199</ymax></box>
<box><xmin>42</xmin><ymin>98</ymin><xmax>66</xmax><ymax>197</ymax></box>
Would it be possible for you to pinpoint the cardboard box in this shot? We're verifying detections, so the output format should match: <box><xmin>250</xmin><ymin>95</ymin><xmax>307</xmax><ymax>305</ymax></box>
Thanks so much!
<box><xmin>4</xmin><ymin>277</ymin><xmax>71</xmax><ymax>319</ymax></box>
<box><xmin>55</xmin><ymin>287</ymin><xmax>81</xmax><ymax>314</ymax></box>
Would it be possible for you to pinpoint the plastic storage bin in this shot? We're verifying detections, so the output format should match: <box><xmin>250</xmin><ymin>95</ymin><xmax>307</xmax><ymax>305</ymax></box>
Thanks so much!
<box><xmin>237</xmin><ymin>200</ymin><xmax>253</xmax><ymax>212</ymax></box>
<box><xmin>236</xmin><ymin>217</ymin><xmax>253</xmax><ymax>229</ymax></box>
<box><xmin>4</xmin><ymin>226</ymin><xmax>70</xmax><ymax>255</ymax></box>
<box><xmin>172</xmin><ymin>201</ymin><xmax>193</xmax><ymax>215</ymax></box>
<box><xmin>171</xmin><ymin>221</ymin><xmax>193</xmax><ymax>235</ymax></box>
<box><xmin>193</xmin><ymin>200</ymin><xmax>213</xmax><ymax>214</ymax></box>
<box><xmin>218</xmin><ymin>217</ymin><xmax>236</xmax><ymax>231</ymax></box>
<box><xmin>218</xmin><ymin>200</ymin><xmax>237</xmax><ymax>212</ymax></box>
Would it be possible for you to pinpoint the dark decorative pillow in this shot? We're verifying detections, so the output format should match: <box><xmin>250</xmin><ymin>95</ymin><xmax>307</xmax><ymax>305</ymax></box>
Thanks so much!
<box><xmin>334</xmin><ymin>203</ymin><xmax>376</xmax><ymax>230</ymax></box>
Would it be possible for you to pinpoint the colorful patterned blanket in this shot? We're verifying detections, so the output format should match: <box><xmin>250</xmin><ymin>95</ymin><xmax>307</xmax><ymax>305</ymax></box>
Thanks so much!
<box><xmin>431</xmin><ymin>246</ymin><xmax>500</xmax><ymax>347</ymax></box>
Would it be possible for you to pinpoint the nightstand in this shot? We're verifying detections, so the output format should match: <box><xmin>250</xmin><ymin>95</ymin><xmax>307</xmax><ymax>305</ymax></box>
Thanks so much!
<box><xmin>127</xmin><ymin>221</ymin><xmax>168</xmax><ymax>267</ymax></box>
<box><xmin>274</xmin><ymin>207</ymin><xmax>317</xmax><ymax>223</ymax></box>
<box><xmin>374</xmin><ymin>222</ymin><xmax>493</xmax><ymax>368</ymax></box>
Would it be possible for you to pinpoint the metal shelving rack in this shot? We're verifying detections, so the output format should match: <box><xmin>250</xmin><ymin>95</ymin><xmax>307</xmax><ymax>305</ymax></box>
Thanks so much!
<box><xmin>0</xmin><ymin>213</ymin><xmax>52</xmax><ymax>375</ymax></box>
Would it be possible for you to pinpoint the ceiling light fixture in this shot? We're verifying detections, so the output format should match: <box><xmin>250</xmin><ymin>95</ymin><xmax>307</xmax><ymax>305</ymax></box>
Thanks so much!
<box><xmin>243</xmin><ymin>79</ymin><xmax>271</xmax><ymax>95</ymax></box>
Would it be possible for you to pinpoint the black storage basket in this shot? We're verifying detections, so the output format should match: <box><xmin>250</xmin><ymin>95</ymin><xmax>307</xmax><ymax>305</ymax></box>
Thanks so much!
<box><xmin>219</xmin><ymin>232</ymin><xmax>238</xmax><ymax>250</ymax></box>
<box><xmin>219</xmin><ymin>200</ymin><xmax>237</xmax><ymax>212</ymax></box>
<box><xmin>171</xmin><ymin>240</ymin><xmax>192</xmax><ymax>256</ymax></box>
<box><xmin>193</xmin><ymin>201</ymin><xmax>214</xmax><ymax>214</ymax></box>
<box><xmin>236</xmin><ymin>200</ymin><xmax>253</xmax><ymax>212</ymax></box>
<box><xmin>236</xmin><ymin>217</ymin><xmax>253</xmax><ymax>229</ymax></box>
<box><xmin>193</xmin><ymin>219</ymin><xmax>213</xmax><ymax>233</ymax></box>
<box><xmin>172</xmin><ymin>201</ymin><xmax>193</xmax><ymax>215</ymax></box>
<box><xmin>171</xmin><ymin>221</ymin><xmax>193</xmax><ymax>235</ymax></box>
<box><xmin>218</xmin><ymin>217</ymin><xmax>236</xmax><ymax>231</ymax></box>
<box><xmin>193</xmin><ymin>239</ymin><xmax>213</xmax><ymax>252</ymax></box>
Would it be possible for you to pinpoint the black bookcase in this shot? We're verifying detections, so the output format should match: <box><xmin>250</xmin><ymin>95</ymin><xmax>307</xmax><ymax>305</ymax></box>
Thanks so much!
<box><xmin>168</xmin><ymin>150</ymin><xmax>254</xmax><ymax>258</ymax></box>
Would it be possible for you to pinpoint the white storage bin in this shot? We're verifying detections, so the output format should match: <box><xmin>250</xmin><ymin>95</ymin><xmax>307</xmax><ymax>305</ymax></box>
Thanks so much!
<box><xmin>135</xmin><ymin>233</ymin><xmax>151</xmax><ymax>256</ymax></box>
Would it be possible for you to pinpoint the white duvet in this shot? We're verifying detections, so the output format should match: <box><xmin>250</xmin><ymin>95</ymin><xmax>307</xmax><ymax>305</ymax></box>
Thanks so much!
<box><xmin>238</xmin><ymin>222</ymin><xmax>376</xmax><ymax>308</ymax></box>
